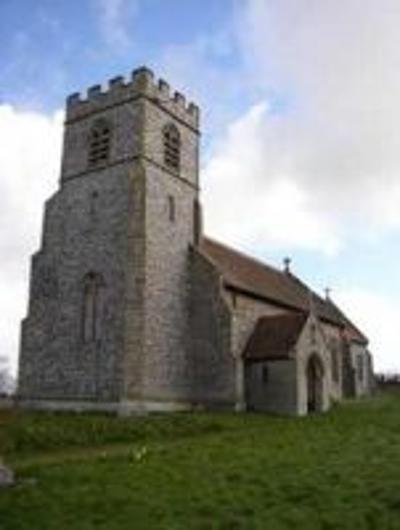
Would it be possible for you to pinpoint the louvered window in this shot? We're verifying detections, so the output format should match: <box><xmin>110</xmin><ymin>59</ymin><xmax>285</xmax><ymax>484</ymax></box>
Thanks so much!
<box><xmin>88</xmin><ymin>120</ymin><xmax>111</xmax><ymax>167</ymax></box>
<box><xmin>163</xmin><ymin>123</ymin><xmax>180</xmax><ymax>171</ymax></box>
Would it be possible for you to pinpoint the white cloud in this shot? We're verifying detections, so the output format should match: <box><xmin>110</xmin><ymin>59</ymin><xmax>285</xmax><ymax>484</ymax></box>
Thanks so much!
<box><xmin>157</xmin><ymin>31</ymin><xmax>242</xmax><ymax>137</ymax></box>
<box><xmin>336</xmin><ymin>288</ymin><xmax>400</xmax><ymax>373</ymax></box>
<box><xmin>203</xmin><ymin>102</ymin><xmax>342</xmax><ymax>255</ymax></box>
<box><xmin>0</xmin><ymin>105</ymin><xmax>63</xmax><ymax>374</ymax></box>
<box><xmin>228</xmin><ymin>0</ymin><xmax>400</xmax><ymax>237</ymax></box>
<box><xmin>163</xmin><ymin>1</ymin><xmax>400</xmax><ymax>256</ymax></box>
<box><xmin>95</xmin><ymin>0</ymin><xmax>138</xmax><ymax>50</ymax></box>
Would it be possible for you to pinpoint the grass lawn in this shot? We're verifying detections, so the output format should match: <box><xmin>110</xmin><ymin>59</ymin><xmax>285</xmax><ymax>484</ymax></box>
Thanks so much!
<box><xmin>1</xmin><ymin>391</ymin><xmax>400</xmax><ymax>530</ymax></box>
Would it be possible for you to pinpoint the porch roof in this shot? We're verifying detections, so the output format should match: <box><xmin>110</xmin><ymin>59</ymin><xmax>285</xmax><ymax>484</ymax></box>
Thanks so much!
<box><xmin>243</xmin><ymin>313</ymin><xmax>308</xmax><ymax>361</ymax></box>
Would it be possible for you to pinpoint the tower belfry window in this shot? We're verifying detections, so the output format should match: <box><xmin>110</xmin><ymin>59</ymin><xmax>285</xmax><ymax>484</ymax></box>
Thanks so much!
<box><xmin>88</xmin><ymin>120</ymin><xmax>111</xmax><ymax>167</ymax></box>
<box><xmin>163</xmin><ymin>123</ymin><xmax>180</xmax><ymax>171</ymax></box>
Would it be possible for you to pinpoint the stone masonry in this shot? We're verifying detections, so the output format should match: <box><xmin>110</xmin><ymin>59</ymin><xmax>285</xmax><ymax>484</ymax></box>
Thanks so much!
<box><xmin>18</xmin><ymin>66</ymin><xmax>373</xmax><ymax>415</ymax></box>
<box><xmin>18</xmin><ymin>67</ymin><xmax>201</xmax><ymax>412</ymax></box>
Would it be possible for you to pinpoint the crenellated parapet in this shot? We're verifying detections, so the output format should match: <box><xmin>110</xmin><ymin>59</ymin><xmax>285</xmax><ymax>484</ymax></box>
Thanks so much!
<box><xmin>66</xmin><ymin>66</ymin><xmax>200</xmax><ymax>130</ymax></box>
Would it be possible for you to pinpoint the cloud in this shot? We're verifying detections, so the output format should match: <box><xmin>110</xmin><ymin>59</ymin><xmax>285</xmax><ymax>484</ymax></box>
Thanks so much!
<box><xmin>0</xmin><ymin>105</ymin><xmax>63</xmax><ymax>374</ymax></box>
<box><xmin>95</xmin><ymin>0</ymin><xmax>138</xmax><ymax>50</ymax></box>
<box><xmin>227</xmin><ymin>0</ymin><xmax>400</xmax><ymax>240</ymax></box>
<box><xmin>242</xmin><ymin>0</ymin><xmax>400</xmax><ymax>225</ymax></box>
<box><xmin>157</xmin><ymin>30</ymin><xmax>242</xmax><ymax>137</ymax></box>
<box><xmin>336</xmin><ymin>288</ymin><xmax>399</xmax><ymax>373</ymax></box>
<box><xmin>203</xmin><ymin>102</ymin><xmax>342</xmax><ymax>255</ymax></box>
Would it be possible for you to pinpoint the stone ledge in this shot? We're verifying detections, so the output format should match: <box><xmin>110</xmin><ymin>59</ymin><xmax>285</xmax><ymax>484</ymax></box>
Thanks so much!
<box><xmin>16</xmin><ymin>398</ymin><xmax>193</xmax><ymax>416</ymax></box>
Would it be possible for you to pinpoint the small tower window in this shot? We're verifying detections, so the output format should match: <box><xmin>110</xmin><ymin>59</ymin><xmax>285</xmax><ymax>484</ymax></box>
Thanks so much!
<box><xmin>82</xmin><ymin>272</ymin><xmax>105</xmax><ymax>343</ymax></box>
<box><xmin>163</xmin><ymin>123</ymin><xmax>180</xmax><ymax>171</ymax></box>
<box><xmin>88</xmin><ymin>120</ymin><xmax>111</xmax><ymax>167</ymax></box>
<box><xmin>89</xmin><ymin>191</ymin><xmax>99</xmax><ymax>219</ymax></box>
<box><xmin>168</xmin><ymin>195</ymin><xmax>176</xmax><ymax>222</ymax></box>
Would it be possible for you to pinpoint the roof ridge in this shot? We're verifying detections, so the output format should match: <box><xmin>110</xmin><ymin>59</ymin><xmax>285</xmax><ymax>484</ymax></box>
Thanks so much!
<box><xmin>202</xmin><ymin>236</ymin><xmax>286</xmax><ymax>277</ymax></box>
<box><xmin>324</xmin><ymin>297</ymin><xmax>368</xmax><ymax>343</ymax></box>
<box><xmin>200</xmin><ymin>236</ymin><xmax>366</xmax><ymax>335</ymax></box>
<box><xmin>285</xmin><ymin>271</ymin><xmax>326</xmax><ymax>305</ymax></box>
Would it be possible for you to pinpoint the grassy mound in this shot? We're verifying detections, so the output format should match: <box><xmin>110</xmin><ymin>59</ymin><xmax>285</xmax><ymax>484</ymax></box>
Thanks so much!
<box><xmin>1</xmin><ymin>391</ymin><xmax>400</xmax><ymax>529</ymax></box>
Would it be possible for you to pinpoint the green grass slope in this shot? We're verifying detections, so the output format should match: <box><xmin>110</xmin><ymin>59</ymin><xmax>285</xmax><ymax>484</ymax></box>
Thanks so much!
<box><xmin>1</xmin><ymin>391</ymin><xmax>400</xmax><ymax>530</ymax></box>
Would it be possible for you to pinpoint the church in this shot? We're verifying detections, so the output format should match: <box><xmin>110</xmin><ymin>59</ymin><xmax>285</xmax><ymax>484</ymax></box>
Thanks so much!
<box><xmin>17</xmin><ymin>67</ymin><xmax>374</xmax><ymax>416</ymax></box>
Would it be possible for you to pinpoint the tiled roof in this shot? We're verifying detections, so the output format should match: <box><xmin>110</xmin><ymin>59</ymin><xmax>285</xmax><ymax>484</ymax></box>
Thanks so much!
<box><xmin>244</xmin><ymin>313</ymin><xmax>308</xmax><ymax>361</ymax></box>
<box><xmin>324</xmin><ymin>299</ymin><xmax>368</xmax><ymax>345</ymax></box>
<box><xmin>199</xmin><ymin>237</ymin><xmax>368</xmax><ymax>345</ymax></box>
<box><xmin>200</xmin><ymin>237</ymin><xmax>342</xmax><ymax>326</ymax></box>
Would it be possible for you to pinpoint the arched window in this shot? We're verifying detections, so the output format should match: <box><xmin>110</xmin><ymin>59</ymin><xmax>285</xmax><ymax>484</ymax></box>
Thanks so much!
<box><xmin>88</xmin><ymin>119</ymin><xmax>111</xmax><ymax>167</ymax></box>
<box><xmin>163</xmin><ymin>123</ymin><xmax>180</xmax><ymax>171</ymax></box>
<box><xmin>82</xmin><ymin>272</ymin><xmax>105</xmax><ymax>343</ymax></box>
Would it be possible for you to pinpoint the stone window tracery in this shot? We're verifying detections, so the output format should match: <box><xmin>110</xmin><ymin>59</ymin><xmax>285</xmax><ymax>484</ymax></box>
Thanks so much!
<box><xmin>88</xmin><ymin>120</ymin><xmax>111</xmax><ymax>167</ymax></box>
<box><xmin>82</xmin><ymin>272</ymin><xmax>105</xmax><ymax>343</ymax></box>
<box><xmin>163</xmin><ymin>123</ymin><xmax>180</xmax><ymax>171</ymax></box>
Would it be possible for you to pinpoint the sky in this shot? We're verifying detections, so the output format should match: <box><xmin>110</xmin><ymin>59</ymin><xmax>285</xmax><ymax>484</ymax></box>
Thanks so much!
<box><xmin>0</xmin><ymin>0</ymin><xmax>399</xmax><ymax>376</ymax></box>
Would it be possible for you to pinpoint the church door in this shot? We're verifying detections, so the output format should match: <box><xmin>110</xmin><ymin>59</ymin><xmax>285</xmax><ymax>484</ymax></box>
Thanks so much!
<box><xmin>306</xmin><ymin>355</ymin><xmax>324</xmax><ymax>413</ymax></box>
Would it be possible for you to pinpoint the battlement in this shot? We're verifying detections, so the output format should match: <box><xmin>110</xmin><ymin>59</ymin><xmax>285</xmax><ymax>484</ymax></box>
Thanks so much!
<box><xmin>66</xmin><ymin>67</ymin><xmax>200</xmax><ymax>129</ymax></box>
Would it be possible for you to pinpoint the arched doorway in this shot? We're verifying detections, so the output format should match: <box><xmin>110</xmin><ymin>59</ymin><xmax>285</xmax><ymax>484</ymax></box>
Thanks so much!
<box><xmin>306</xmin><ymin>354</ymin><xmax>324</xmax><ymax>413</ymax></box>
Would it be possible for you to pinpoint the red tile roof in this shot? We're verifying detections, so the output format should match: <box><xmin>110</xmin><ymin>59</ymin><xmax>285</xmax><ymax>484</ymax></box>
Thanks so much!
<box><xmin>199</xmin><ymin>237</ymin><xmax>368</xmax><ymax>345</ymax></box>
<box><xmin>244</xmin><ymin>313</ymin><xmax>308</xmax><ymax>361</ymax></box>
<box><xmin>200</xmin><ymin>238</ymin><xmax>340</xmax><ymax>325</ymax></box>
<box><xmin>325</xmin><ymin>299</ymin><xmax>368</xmax><ymax>345</ymax></box>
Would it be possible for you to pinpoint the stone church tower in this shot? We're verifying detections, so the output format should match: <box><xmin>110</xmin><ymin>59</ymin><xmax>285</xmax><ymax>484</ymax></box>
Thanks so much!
<box><xmin>18</xmin><ymin>68</ymin><xmax>201</xmax><ymax>412</ymax></box>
